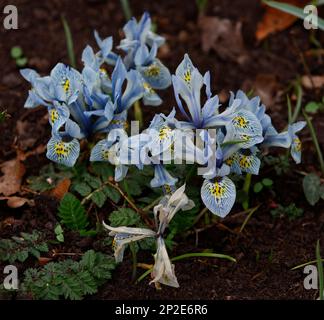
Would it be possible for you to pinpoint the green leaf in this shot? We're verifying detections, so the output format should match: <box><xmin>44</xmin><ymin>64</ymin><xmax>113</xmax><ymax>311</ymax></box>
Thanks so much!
<box><xmin>109</xmin><ymin>208</ymin><xmax>140</xmax><ymax>227</ymax></box>
<box><xmin>61</xmin><ymin>15</ymin><xmax>76</xmax><ymax>68</ymax></box>
<box><xmin>56</xmin><ymin>234</ymin><xmax>64</xmax><ymax>242</ymax></box>
<box><xmin>54</xmin><ymin>224</ymin><xmax>64</xmax><ymax>242</ymax></box>
<box><xmin>54</xmin><ymin>224</ymin><xmax>63</xmax><ymax>235</ymax></box>
<box><xmin>316</xmin><ymin>240</ymin><xmax>324</xmax><ymax>300</ymax></box>
<box><xmin>320</xmin><ymin>184</ymin><xmax>324</xmax><ymax>200</ymax></box>
<box><xmin>103</xmin><ymin>186</ymin><xmax>121</xmax><ymax>203</ymax></box>
<box><xmin>21</xmin><ymin>250</ymin><xmax>116</xmax><ymax>300</ymax></box>
<box><xmin>91</xmin><ymin>162</ymin><xmax>114</xmax><ymax>181</ymax></box>
<box><xmin>264</xmin><ymin>1</ymin><xmax>324</xmax><ymax>30</ymax></box>
<box><xmin>17</xmin><ymin>250</ymin><xmax>29</xmax><ymax>262</ymax></box>
<box><xmin>253</xmin><ymin>182</ymin><xmax>263</xmax><ymax>193</ymax></box>
<box><xmin>84</xmin><ymin>174</ymin><xmax>101</xmax><ymax>189</ymax></box>
<box><xmin>0</xmin><ymin>231</ymin><xmax>49</xmax><ymax>263</ymax></box>
<box><xmin>125</xmin><ymin>179</ymin><xmax>142</xmax><ymax>196</ymax></box>
<box><xmin>303</xmin><ymin>173</ymin><xmax>321</xmax><ymax>206</ymax></box>
<box><xmin>305</xmin><ymin>102</ymin><xmax>320</xmax><ymax>114</ymax></box>
<box><xmin>79</xmin><ymin>229</ymin><xmax>97</xmax><ymax>237</ymax></box>
<box><xmin>16</xmin><ymin>57</ymin><xmax>28</xmax><ymax>67</ymax></box>
<box><xmin>91</xmin><ymin>190</ymin><xmax>107</xmax><ymax>208</ymax></box>
<box><xmin>73</xmin><ymin>182</ymin><xmax>92</xmax><ymax>197</ymax></box>
<box><xmin>58</xmin><ymin>193</ymin><xmax>89</xmax><ymax>230</ymax></box>
<box><xmin>262</xmin><ymin>178</ymin><xmax>273</xmax><ymax>187</ymax></box>
<box><xmin>81</xmin><ymin>250</ymin><xmax>96</xmax><ymax>269</ymax></box>
<box><xmin>10</xmin><ymin>46</ymin><xmax>23</xmax><ymax>59</ymax></box>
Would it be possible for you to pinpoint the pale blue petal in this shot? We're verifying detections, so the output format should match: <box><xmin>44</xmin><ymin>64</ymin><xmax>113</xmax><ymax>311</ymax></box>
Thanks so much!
<box><xmin>90</xmin><ymin>139</ymin><xmax>112</xmax><ymax>162</ymax></box>
<box><xmin>201</xmin><ymin>177</ymin><xmax>236</xmax><ymax>218</ymax></box>
<box><xmin>46</xmin><ymin>136</ymin><xmax>80</xmax><ymax>167</ymax></box>
<box><xmin>151</xmin><ymin>164</ymin><xmax>178</xmax><ymax>188</ymax></box>
<box><xmin>138</xmin><ymin>59</ymin><xmax>171</xmax><ymax>90</ymax></box>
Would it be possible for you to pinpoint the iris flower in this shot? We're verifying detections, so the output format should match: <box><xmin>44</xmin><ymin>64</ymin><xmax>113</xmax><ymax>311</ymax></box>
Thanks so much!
<box><xmin>103</xmin><ymin>184</ymin><xmax>193</xmax><ymax>288</ymax></box>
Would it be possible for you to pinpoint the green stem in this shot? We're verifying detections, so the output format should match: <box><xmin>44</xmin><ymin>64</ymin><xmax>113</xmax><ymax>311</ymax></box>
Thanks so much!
<box><xmin>133</xmin><ymin>100</ymin><xmax>143</xmax><ymax>129</ymax></box>
<box><xmin>130</xmin><ymin>243</ymin><xmax>138</xmax><ymax>282</ymax></box>
<box><xmin>120</xmin><ymin>0</ymin><xmax>132</xmax><ymax>21</ymax></box>
<box><xmin>303</xmin><ymin>110</ymin><xmax>324</xmax><ymax>176</ymax></box>
<box><xmin>61</xmin><ymin>15</ymin><xmax>76</xmax><ymax>68</ymax></box>
<box><xmin>242</xmin><ymin>173</ymin><xmax>252</xmax><ymax>210</ymax></box>
<box><xmin>316</xmin><ymin>240</ymin><xmax>324</xmax><ymax>300</ymax></box>
<box><xmin>287</xmin><ymin>94</ymin><xmax>292</xmax><ymax>124</ymax></box>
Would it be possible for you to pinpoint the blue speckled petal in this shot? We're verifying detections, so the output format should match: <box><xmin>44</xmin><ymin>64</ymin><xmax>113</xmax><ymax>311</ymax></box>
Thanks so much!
<box><xmin>201</xmin><ymin>177</ymin><xmax>236</xmax><ymax>218</ymax></box>
<box><xmin>46</xmin><ymin>136</ymin><xmax>80</xmax><ymax>167</ymax></box>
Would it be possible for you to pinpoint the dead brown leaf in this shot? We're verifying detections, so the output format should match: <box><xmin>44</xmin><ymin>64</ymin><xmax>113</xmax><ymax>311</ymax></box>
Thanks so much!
<box><xmin>301</xmin><ymin>75</ymin><xmax>324</xmax><ymax>89</ymax></box>
<box><xmin>0</xmin><ymin>158</ymin><xmax>26</xmax><ymax>196</ymax></box>
<box><xmin>19</xmin><ymin>144</ymin><xmax>46</xmax><ymax>161</ymax></box>
<box><xmin>38</xmin><ymin>257</ymin><xmax>53</xmax><ymax>266</ymax></box>
<box><xmin>199</xmin><ymin>16</ymin><xmax>248</xmax><ymax>64</ymax></box>
<box><xmin>0</xmin><ymin>196</ymin><xmax>34</xmax><ymax>208</ymax></box>
<box><xmin>256</xmin><ymin>0</ymin><xmax>309</xmax><ymax>41</ymax></box>
<box><xmin>0</xmin><ymin>217</ymin><xmax>24</xmax><ymax>228</ymax></box>
<box><xmin>50</xmin><ymin>178</ymin><xmax>71</xmax><ymax>200</ymax></box>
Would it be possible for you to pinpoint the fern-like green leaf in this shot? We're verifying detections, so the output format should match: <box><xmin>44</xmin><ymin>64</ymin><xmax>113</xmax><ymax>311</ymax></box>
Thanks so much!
<box><xmin>58</xmin><ymin>193</ymin><xmax>89</xmax><ymax>231</ymax></box>
<box><xmin>22</xmin><ymin>250</ymin><xmax>116</xmax><ymax>300</ymax></box>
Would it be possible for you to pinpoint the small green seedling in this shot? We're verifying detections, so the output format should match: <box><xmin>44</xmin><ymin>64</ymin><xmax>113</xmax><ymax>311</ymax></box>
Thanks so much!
<box><xmin>0</xmin><ymin>110</ymin><xmax>10</xmax><ymax>123</ymax></box>
<box><xmin>54</xmin><ymin>224</ymin><xmax>64</xmax><ymax>243</ymax></box>
<box><xmin>305</xmin><ymin>99</ymin><xmax>324</xmax><ymax>114</ymax></box>
<box><xmin>10</xmin><ymin>46</ymin><xmax>28</xmax><ymax>67</ymax></box>
<box><xmin>253</xmin><ymin>178</ymin><xmax>273</xmax><ymax>193</ymax></box>
<box><xmin>271</xmin><ymin>203</ymin><xmax>303</xmax><ymax>220</ymax></box>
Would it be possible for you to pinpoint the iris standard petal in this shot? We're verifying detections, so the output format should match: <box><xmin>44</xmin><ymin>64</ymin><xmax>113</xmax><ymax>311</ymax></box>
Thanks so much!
<box><xmin>138</xmin><ymin>59</ymin><xmax>171</xmax><ymax>90</ymax></box>
<box><xmin>151</xmin><ymin>164</ymin><xmax>178</xmax><ymax>188</ymax></box>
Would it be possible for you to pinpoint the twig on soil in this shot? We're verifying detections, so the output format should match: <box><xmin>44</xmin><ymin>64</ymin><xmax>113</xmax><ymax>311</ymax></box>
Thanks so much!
<box><xmin>81</xmin><ymin>179</ymin><xmax>155</xmax><ymax>228</ymax></box>
<box><xmin>51</xmin><ymin>250</ymin><xmax>83</xmax><ymax>257</ymax></box>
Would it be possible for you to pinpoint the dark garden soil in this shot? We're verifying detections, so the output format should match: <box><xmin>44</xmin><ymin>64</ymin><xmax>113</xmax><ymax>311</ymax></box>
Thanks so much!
<box><xmin>0</xmin><ymin>0</ymin><xmax>324</xmax><ymax>300</ymax></box>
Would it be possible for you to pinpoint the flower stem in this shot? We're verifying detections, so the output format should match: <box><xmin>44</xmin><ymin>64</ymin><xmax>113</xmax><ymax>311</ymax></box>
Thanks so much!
<box><xmin>242</xmin><ymin>173</ymin><xmax>252</xmax><ymax>210</ymax></box>
<box><xmin>130</xmin><ymin>243</ymin><xmax>138</xmax><ymax>282</ymax></box>
<box><xmin>134</xmin><ymin>100</ymin><xmax>143</xmax><ymax>129</ymax></box>
<box><xmin>120</xmin><ymin>0</ymin><xmax>132</xmax><ymax>21</ymax></box>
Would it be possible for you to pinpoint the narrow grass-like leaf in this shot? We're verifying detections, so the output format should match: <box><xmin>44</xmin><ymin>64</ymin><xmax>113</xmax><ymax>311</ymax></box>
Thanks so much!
<box><xmin>120</xmin><ymin>0</ymin><xmax>132</xmax><ymax>20</ymax></box>
<box><xmin>61</xmin><ymin>15</ymin><xmax>76</xmax><ymax>68</ymax></box>
<box><xmin>316</xmin><ymin>240</ymin><xmax>324</xmax><ymax>300</ymax></box>
<box><xmin>136</xmin><ymin>252</ymin><xmax>236</xmax><ymax>283</ymax></box>
<box><xmin>240</xmin><ymin>205</ymin><xmax>260</xmax><ymax>233</ymax></box>
<box><xmin>291</xmin><ymin>259</ymin><xmax>324</xmax><ymax>270</ymax></box>
<box><xmin>264</xmin><ymin>1</ymin><xmax>324</xmax><ymax>31</ymax></box>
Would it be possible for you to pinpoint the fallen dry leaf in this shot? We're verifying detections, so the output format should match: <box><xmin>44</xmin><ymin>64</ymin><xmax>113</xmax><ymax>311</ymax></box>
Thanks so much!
<box><xmin>50</xmin><ymin>178</ymin><xmax>71</xmax><ymax>200</ymax></box>
<box><xmin>0</xmin><ymin>196</ymin><xmax>34</xmax><ymax>208</ymax></box>
<box><xmin>0</xmin><ymin>158</ymin><xmax>26</xmax><ymax>196</ymax></box>
<box><xmin>19</xmin><ymin>144</ymin><xmax>46</xmax><ymax>161</ymax></box>
<box><xmin>242</xmin><ymin>74</ymin><xmax>279</xmax><ymax>107</ymax></box>
<box><xmin>256</xmin><ymin>0</ymin><xmax>309</xmax><ymax>41</ymax></box>
<box><xmin>199</xmin><ymin>16</ymin><xmax>248</xmax><ymax>64</ymax></box>
<box><xmin>38</xmin><ymin>257</ymin><xmax>53</xmax><ymax>266</ymax></box>
<box><xmin>0</xmin><ymin>217</ymin><xmax>24</xmax><ymax>228</ymax></box>
<box><xmin>301</xmin><ymin>75</ymin><xmax>324</xmax><ymax>89</ymax></box>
